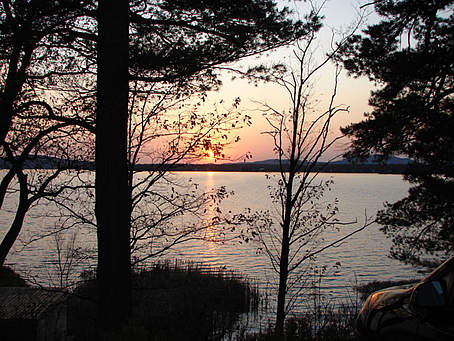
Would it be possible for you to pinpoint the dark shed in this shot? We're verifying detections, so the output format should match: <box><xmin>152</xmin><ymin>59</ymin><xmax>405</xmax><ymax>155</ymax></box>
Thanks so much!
<box><xmin>0</xmin><ymin>287</ymin><xmax>67</xmax><ymax>341</ymax></box>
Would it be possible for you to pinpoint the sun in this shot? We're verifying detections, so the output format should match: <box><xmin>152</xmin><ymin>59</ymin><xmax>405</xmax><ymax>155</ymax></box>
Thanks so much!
<box><xmin>206</xmin><ymin>149</ymin><xmax>215</xmax><ymax>161</ymax></box>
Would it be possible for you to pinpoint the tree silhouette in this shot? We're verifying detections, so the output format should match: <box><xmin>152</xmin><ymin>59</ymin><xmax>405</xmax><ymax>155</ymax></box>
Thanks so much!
<box><xmin>245</xmin><ymin>13</ymin><xmax>371</xmax><ymax>334</ymax></box>
<box><xmin>95</xmin><ymin>0</ymin><xmax>131</xmax><ymax>333</ymax></box>
<box><xmin>2</xmin><ymin>0</ymin><xmax>323</xmax><ymax>332</ymax></box>
<box><xmin>0</xmin><ymin>0</ymin><xmax>95</xmax><ymax>267</ymax></box>
<box><xmin>341</xmin><ymin>0</ymin><xmax>454</xmax><ymax>267</ymax></box>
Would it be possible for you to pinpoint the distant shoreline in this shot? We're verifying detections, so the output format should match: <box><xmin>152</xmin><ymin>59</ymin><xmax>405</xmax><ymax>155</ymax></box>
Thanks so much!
<box><xmin>136</xmin><ymin>162</ymin><xmax>409</xmax><ymax>174</ymax></box>
<box><xmin>0</xmin><ymin>156</ymin><xmax>412</xmax><ymax>174</ymax></box>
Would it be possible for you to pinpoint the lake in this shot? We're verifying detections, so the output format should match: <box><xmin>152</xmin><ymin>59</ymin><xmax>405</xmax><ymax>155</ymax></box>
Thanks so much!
<box><xmin>0</xmin><ymin>171</ymin><xmax>423</xmax><ymax>314</ymax></box>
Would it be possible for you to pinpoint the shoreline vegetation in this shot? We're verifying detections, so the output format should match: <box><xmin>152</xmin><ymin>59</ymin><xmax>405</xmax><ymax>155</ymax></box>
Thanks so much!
<box><xmin>0</xmin><ymin>155</ymin><xmax>413</xmax><ymax>174</ymax></box>
<box><xmin>68</xmin><ymin>261</ymin><xmax>260</xmax><ymax>341</ymax></box>
<box><xmin>0</xmin><ymin>262</ymin><xmax>419</xmax><ymax>341</ymax></box>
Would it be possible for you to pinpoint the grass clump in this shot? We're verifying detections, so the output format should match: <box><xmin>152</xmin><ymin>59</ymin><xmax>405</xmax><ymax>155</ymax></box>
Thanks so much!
<box><xmin>234</xmin><ymin>303</ymin><xmax>360</xmax><ymax>341</ymax></box>
<box><xmin>68</xmin><ymin>260</ymin><xmax>259</xmax><ymax>341</ymax></box>
<box><xmin>131</xmin><ymin>261</ymin><xmax>259</xmax><ymax>341</ymax></box>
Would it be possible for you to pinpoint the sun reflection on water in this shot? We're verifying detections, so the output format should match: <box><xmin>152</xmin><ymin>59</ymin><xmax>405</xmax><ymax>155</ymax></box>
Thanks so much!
<box><xmin>202</xmin><ymin>172</ymin><xmax>222</xmax><ymax>266</ymax></box>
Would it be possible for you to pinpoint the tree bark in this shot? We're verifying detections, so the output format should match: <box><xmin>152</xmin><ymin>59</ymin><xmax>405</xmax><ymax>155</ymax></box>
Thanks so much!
<box><xmin>96</xmin><ymin>0</ymin><xmax>131</xmax><ymax>333</ymax></box>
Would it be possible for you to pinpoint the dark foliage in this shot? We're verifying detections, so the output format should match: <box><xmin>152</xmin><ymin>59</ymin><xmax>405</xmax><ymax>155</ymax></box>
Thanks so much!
<box><xmin>68</xmin><ymin>262</ymin><xmax>259</xmax><ymax>341</ymax></box>
<box><xmin>340</xmin><ymin>0</ymin><xmax>454</xmax><ymax>266</ymax></box>
<box><xmin>128</xmin><ymin>0</ymin><xmax>320</xmax><ymax>83</ymax></box>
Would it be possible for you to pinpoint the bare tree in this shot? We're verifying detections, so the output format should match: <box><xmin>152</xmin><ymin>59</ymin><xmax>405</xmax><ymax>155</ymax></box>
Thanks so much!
<box><xmin>0</xmin><ymin>99</ymin><xmax>94</xmax><ymax>267</ymax></box>
<box><xmin>125</xmin><ymin>79</ymin><xmax>249</xmax><ymax>261</ymax></box>
<box><xmin>247</xmin><ymin>14</ymin><xmax>372</xmax><ymax>336</ymax></box>
<box><xmin>36</xmin><ymin>86</ymin><xmax>248</xmax><ymax>267</ymax></box>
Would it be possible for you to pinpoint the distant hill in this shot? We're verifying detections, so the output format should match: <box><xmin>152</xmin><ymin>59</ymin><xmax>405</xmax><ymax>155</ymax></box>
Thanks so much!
<box><xmin>247</xmin><ymin>159</ymin><xmax>290</xmax><ymax>165</ymax></box>
<box><xmin>331</xmin><ymin>155</ymin><xmax>412</xmax><ymax>165</ymax></box>
<box><xmin>164</xmin><ymin>155</ymin><xmax>413</xmax><ymax>174</ymax></box>
<box><xmin>229</xmin><ymin>155</ymin><xmax>412</xmax><ymax>166</ymax></box>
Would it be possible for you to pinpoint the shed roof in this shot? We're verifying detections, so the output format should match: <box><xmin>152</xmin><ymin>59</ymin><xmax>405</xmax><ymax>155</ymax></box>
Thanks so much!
<box><xmin>0</xmin><ymin>287</ymin><xmax>66</xmax><ymax>320</ymax></box>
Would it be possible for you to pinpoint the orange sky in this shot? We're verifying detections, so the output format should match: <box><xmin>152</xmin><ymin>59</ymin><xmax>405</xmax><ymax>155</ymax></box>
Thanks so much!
<box><xmin>198</xmin><ymin>0</ymin><xmax>377</xmax><ymax>163</ymax></box>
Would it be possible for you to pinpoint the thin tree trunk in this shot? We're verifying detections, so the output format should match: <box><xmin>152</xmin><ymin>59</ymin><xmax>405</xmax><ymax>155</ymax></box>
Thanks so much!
<box><xmin>0</xmin><ymin>168</ymin><xmax>15</xmax><ymax>208</ymax></box>
<box><xmin>275</xmin><ymin>167</ymin><xmax>295</xmax><ymax>336</ymax></box>
<box><xmin>0</xmin><ymin>172</ymin><xmax>29</xmax><ymax>266</ymax></box>
<box><xmin>275</xmin><ymin>132</ymin><xmax>299</xmax><ymax>336</ymax></box>
<box><xmin>96</xmin><ymin>0</ymin><xmax>131</xmax><ymax>333</ymax></box>
<box><xmin>275</xmin><ymin>218</ymin><xmax>290</xmax><ymax>336</ymax></box>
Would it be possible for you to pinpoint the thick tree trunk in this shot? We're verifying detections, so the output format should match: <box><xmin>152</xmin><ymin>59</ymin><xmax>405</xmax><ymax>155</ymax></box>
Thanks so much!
<box><xmin>0</xmin><ymin>43</ymin><xmax>22</xmax><ymax>146</ymax></box>
<box><xmin>96</xmin><ymin>0</ymin><xmax>131</xmax><ymax>333</ymax></box>
<box><xmin>0</xmin><ymin>37</ymin><xmax>33</xmax><ymax>147</ymax></box>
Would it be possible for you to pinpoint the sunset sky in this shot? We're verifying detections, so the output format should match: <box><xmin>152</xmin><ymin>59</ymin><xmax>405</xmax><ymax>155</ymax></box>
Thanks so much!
<box><xmin>202</xmin><ymin>0</ymin><xmax>377</xmax><ymax>163</ymax></box>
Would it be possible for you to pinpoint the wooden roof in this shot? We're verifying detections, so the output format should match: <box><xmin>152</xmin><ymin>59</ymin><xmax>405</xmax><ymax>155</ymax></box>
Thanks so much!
<box><xmin>0</xmin><ymin>287</ymin><xmax>66</xmax><ymax>320</ymax></box>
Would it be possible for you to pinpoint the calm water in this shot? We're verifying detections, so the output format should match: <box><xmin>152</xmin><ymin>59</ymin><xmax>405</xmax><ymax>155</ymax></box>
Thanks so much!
<box><xmin>1</xmin><ymin>171</ymin><xmax>423</xmax><ymax>311</ymax></box>
<box><xmin>163</xmin><ymin>172</ymin><xmax>422</xmax><ymax>305</ymax></box>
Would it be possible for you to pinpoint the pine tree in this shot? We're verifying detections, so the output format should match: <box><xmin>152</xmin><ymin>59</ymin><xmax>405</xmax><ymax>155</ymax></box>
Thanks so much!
<box><xmin>341</xmin><ymin>0</ymin><xmax>454</xmax><ymax>267</ymax></box>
